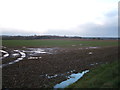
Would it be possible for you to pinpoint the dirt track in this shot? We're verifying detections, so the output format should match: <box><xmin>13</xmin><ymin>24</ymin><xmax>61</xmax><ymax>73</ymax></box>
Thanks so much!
<box><xmin>2</xmin><ymin>46</ymin><xmax>118</xmax><ymax>88</ymax></box>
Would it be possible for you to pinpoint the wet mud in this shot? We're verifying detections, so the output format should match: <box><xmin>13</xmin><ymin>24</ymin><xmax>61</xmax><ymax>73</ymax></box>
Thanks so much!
<box><xmin>1</xmin><ymin>46</ymin><xmax>118</xmax><ymax>88</ymax></box>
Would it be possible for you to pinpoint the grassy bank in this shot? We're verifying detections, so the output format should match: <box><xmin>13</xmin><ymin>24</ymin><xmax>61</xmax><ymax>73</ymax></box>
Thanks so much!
<box><xmin>66</xmin><ymin>60</ymin><xmax>119</xmax><ymax>88</ymax></box>
<box><xmin>2</xmin><ymin>39</ymin><xmax>118</xmax><ymax>47</ymax></box>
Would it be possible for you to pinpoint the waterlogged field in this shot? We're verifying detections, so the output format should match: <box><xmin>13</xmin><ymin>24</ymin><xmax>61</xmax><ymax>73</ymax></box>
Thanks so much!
<box><xmin>1</xmin><ymin>39</ymin><xmax>118</xmax><ymax>88</ymax></box>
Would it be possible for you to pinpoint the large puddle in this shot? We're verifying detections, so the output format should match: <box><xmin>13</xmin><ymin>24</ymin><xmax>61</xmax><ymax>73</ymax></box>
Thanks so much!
<box><xmin>23</xmin><ymin>47</ymin><xmax>59</xmax><ymax>56</ymax></box>
<box><xmin>54</xmin><ymin>70</ymin><xmax>89</xmax><ymax>89</ymax></box>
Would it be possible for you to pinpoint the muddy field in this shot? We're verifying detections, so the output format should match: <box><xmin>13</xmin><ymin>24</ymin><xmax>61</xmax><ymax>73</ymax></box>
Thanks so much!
<box><xmin>1</xmin><ymin>45</ymin><xmax>118</xmax><ymax>88</ymax></box>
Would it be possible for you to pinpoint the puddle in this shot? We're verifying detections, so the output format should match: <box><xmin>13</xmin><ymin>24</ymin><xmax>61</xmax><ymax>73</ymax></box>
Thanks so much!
<box><xmin>0</xmin><ymin>50</ymin><xmax>26</xmax><ymax>68</ymax></box>
<box><xmin>88</xmin><ymin>52</ymin><xmax>93</xmax><ymax>55</ymax></box>
<box><xmin>0</xmin><ymin>46</ymin><xmax>6</xmax><ymax>49</ymax></box>
<box><xmin>54</xmin><ymin>70</ymin><xmax>89</xmax><ymax>89</ymax></box>
<box><xmin>72</xmin><ymin>45</ymin><xmax>76</xmax><ymax>46</ymax></box>
<box><xmin>86</xmin><ymin>47</ymin><xmax>99</xmax><ymax>49</ymax></box>
<box><xmin>23</xmin><ymin>48</ymin><xmax>54</xmax><ymax>56</ymax></box>
<box><xmin>90</xmin><ymin>63</ymin><xmax>98</xmax><ymax>66</ymax></box>
<box><xmin>0</xmin><ymin>47</ymin><xmax>59</xmax><ymax>67</ymax></box>
<box><xmin>28</xmin><ymin>56</ymin><xmax>42</xmax><ymax>60</ymax></box>
<box><xmin>26</xmin><ymin>48</ymin><xmax>46</xmax><ymax>53</ymax></box>
<box><xmin>47</xmin><ymin>74</ymin><xmax>58</xmax><ymax>79</ymax></box>
<box><xmin>39</xmin><ymin>70</ymin><xmax>76</xmax><ymax>79</ymax></box>
<box><xmin>23</xmin><ymin>47</ymin><xmax>61</xmax><ymax>56</ymax></box>
<box><xmin>12</xmin><ymin>53</ymin><xmax>20</xmax><ymax>57</ymax></box>
<box><xmin>79</xmin><ymin>47</ymin><xmax>99</xmax><ymax>50</ymax></box>
<box><xmin>89</xmin><ymin>47</ymin><xmax>99</xmax><ymax>49</ymax></box>
<box><xmin>0</xmin><ymin>50</ymin><xmax>9</xmax><ymax>60</ymax></box>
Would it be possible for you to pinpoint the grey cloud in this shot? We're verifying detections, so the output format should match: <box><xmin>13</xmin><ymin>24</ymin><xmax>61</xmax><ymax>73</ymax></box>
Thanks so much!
<box><xmin>1</xmin><ymin>9</ymin><xmax>118</xmax><ymax>37</ymax></box>
<box><xmin>46</xmin><ymin>9</ymin><xmax>118</xmax><ymax>37</ymax></box>
<box><xmin>78</xmin><ymin>22</ymin><xmax>117</xmax><ymax>37</ymax></box>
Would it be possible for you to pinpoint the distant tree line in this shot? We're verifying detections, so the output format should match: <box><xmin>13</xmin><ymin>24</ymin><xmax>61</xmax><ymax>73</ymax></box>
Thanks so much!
<box><xmin>1</xmin><ymin>35</ymin><xmax>118</xmax><ymax>40</ymax></box>
<box><xmin>2</xmin><ymin>35</ymin><xmax>82</xmax><ymax>40</ymax></box>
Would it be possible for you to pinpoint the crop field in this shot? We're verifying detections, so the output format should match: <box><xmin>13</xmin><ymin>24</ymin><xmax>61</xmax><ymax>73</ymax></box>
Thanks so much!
<box><xmin>2</xmin><ymin>39</ymin><xmax>118</xmax><ymax>47</ymax></box>
<box><xmin>1</xmin><ymin>39</ymin><xmax>118</xmax><ymax>88</ymax></box>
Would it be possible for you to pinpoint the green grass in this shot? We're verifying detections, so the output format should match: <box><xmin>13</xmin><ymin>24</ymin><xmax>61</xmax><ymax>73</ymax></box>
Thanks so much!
<box><xmin>2</xmin><ymin>39</ymin><xmax>118</xmax><ymax>47</ymax></box>
<box><xmin>66</xmin><ymin>60</ymin><xmax>119</xmax><ymax>88</ymax></box>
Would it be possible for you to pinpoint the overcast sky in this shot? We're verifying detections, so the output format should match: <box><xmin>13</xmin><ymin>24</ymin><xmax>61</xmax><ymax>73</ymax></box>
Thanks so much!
<box><xmin>0</xmin><ymin>0</ymin><xmax>118</xmax><ymax>37</ymax></box>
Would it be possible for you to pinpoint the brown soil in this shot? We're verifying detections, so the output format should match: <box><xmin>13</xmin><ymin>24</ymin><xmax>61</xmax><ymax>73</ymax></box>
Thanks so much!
<box><xmin>2</xmin><ymin>46</ymin><xmax>118</xmax><ymax>88</ymax></box>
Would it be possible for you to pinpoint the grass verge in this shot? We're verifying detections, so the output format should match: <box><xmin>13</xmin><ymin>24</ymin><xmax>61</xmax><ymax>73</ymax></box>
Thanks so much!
<box><xmin>66</xmin><ymin>60</ymin><xmax>119</xmax><ymax>88</ymax></box>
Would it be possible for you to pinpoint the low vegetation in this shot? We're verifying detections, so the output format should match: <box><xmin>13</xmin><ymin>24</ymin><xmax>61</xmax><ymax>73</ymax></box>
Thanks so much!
<box><xmin>66</xmin><ymin>60</ymin><xmax>119</xmax><ymax>88</ymax></box>
<box><xmin>2</xmin><ymin>39</ymin><xmax>118</xmax><ymax>88</ymax></box>
<box><xmin>2</xmin><ymin>39</ymin><xmax>118</xmax><ymax>47</ymax></box>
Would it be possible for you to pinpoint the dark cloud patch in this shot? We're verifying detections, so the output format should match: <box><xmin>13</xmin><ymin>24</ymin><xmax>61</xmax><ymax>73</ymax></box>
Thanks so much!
<box><xmin>77</xmin><ymin>21</ymin><xmax>117</xmax><ymax>37</ymax></box>
<box><xmin>46</xmin><ymin>9</ymin><xmax>118</xmax><ymax>37</ymax></box>
<box><xmin>78</xmin><ymin>10</ymin><xmax>118</xmax><ymax>37</ymax></box>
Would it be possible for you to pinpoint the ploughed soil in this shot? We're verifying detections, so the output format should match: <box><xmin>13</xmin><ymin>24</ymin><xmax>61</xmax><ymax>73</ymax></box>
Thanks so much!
<box><xmin>2</xmin><ymin>46</ymin><xmax>118</xmax><ymax>88</ymax></box>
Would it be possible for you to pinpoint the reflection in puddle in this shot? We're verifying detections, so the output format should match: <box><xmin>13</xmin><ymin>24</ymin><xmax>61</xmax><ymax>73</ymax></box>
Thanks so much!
<box><xmin>54</xmin><ymin>70</ymin><xmax>89</xmax><ymax>89</ymax></box>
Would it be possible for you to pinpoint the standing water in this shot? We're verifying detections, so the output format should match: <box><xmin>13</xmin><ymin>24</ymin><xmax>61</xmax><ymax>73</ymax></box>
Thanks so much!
<box><xmin>54</xmin><ymin>70</ymin><xmax>89</xmax><ymax>89</ymax></box>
